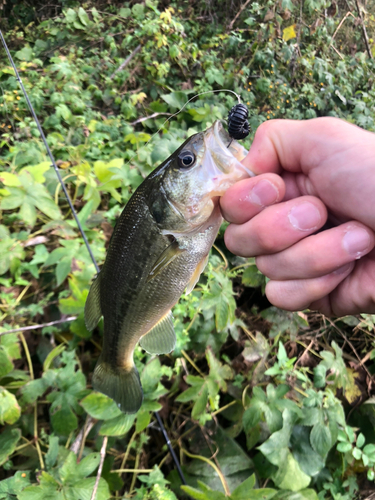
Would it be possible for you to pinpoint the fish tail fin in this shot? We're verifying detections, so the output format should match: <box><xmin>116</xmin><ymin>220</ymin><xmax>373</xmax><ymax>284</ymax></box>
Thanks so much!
<box><xmin>85</xmin><ymin>273</ymin><xmax>102</xmax><ymax>331</ymax></box>
<box><xmin>92</xmin><ymin>356</ymin><xmax>143</xmax><ymax>414</ymax></box>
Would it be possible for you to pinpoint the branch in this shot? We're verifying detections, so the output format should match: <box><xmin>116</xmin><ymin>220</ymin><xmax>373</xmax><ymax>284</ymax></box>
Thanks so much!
<box><xmin>90</xmin><ymin>436</ymin><xmax>108</xmax><ymax>500</ymax></box>
<box><xmin>227</xmin><ymin>0</ymin><xmax>252</xmax><ymax>31</ymax></box>
<box><xmin>0</xmin><ymin>316</ymin><xmax>77</xmax><ymax>336</ymax></box>
<box><xmin>130</xmin><ymin>112</ymin><xmax>172</xmax><ymax>125</ymax></box>
<box><xmin>70</xmin><ymin>416</ymin><xmax>96</xmax><ymax>455</ymax></box>
<box><xmin>354</xmin><ymin>0</ymin><xmax>373</xmax><ymax>59</ymax></box>
<box><xmin>329</xmin><ymin>11</ymin><xmax>356</xmax><ymax>47</ymax></box>
<box><xmin>109</xmin><ymin>44</ymin><xmax>141</xmax><ymax>79</ymax></box>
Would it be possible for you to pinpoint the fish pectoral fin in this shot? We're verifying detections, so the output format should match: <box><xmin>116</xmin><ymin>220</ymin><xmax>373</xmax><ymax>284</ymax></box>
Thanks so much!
<box><xmin>139</xmin><ymin>311</ymin><xmax>176</xmax><ymax>355</ymax></box>
<box><xmin>84</xmin><ymin>272</ymin><xmax>103</xmax><ymax>331</ymax></box>
<box><xmin>147</xmin><ymin>240</ymin><xmax>185</xmax><ymax>282</ymax></box>
<box><xmin>185</xmin><ymin>254</ymin><xmax>209</xmax><ymax>295</ymax></box>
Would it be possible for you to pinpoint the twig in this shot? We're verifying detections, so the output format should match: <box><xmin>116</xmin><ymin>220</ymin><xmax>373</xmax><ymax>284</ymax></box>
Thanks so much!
<box><xmin>0</xmin><ymin>316</ymin><xmax>77</xmax><ymax>336</ymax></box>
<box><xmin>354</xmin><ymin>0</ymin><xmax>373</xmax><ymax>59</ymax></box>
<box><xmin>227</xmin><ymin>0</ymin><xmax>252</xmax><ymax>31</ymax></box>
<box><xmin>19</xmin><ymin>332</ymin><xmax>34</xmax><ymax>380</ymax></box>
<box><xmin>329</xmin><ymin>11</ymin><xmax>356</xmax><ymax>47</ymax></box>
<box><xmin>70</xmin><ymin>416</ymin><xmax>96</xmax><ymax>455</ymax></box>
<box><xmin>181</xmin><ymin>350</ymin><xmax>205</xmax><ymax>377</ymax></box>
<box><xmin>130</xmin><ymin>112</ymin><xmax>172</xmax><ymax>125</ymax></box>
<box><xmin>113</xmin><ymin>468</ymin><xmax>154</xmax><ymax>473</ymax></box>
<box><xmin>109</xmin><ymin>44</ymin><xmax>141</xmax><ymax>79</ymax></box>
<box><xmin>330</xmin><ymin>44</ymin><xmax>345</xmax><ymax>59</ymax></box>
<box><xmin>90</xmin><ymin>436</ymin><xmax>108</xmax><ymax>500</ymax></box>
<box><xmin>117</xmin><ymin>430</ymin><xmax>137</xmax><ymax>478</ymax></box>
<box><xmin>129</xmin><ymin>450</ymin><xmax>141</xmax><ymax>493</ymax></box>
<box><xmin>181</xmin><ymin>448</ymin><xmax>230</xmax><ymax>496</ymax></box>
<box><xmin>20</xmin><ymin>332</ymin><xmax>45</xmax><ymax>470</ymax></box>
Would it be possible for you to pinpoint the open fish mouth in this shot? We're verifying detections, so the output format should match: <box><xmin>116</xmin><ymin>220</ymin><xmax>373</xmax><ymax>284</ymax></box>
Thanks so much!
<box><xmin>204</xmin><ymin>120</ymin><xmax>254</xmax><ymax>177</ymax></box>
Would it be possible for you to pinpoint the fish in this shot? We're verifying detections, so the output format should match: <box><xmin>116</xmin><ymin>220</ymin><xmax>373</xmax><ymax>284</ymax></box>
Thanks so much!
<box><xmin>84</xmin><ymin>120</ymin><xmax>253</xmax><ymax>413</ymax></box>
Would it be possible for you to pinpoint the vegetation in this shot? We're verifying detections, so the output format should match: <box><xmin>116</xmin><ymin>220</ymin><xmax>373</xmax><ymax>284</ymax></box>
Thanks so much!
<box><xmin>0</xmin><ymin>1</ymin><xmax>375</xmax><ymax>498</ymax></box>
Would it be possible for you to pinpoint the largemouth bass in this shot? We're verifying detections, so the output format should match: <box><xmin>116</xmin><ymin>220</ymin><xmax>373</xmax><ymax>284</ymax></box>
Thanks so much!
<box><xmin>84</xmin><ymin>120</ymin><xmax>252</xmax><ymax>413</ymax></box>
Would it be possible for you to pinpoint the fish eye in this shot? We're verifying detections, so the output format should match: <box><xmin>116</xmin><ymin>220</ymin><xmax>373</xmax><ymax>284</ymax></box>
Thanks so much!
<box><xmin>177</xmin><ymin>151</ymin><xmax>196</xmax><ymax>169</ymax></box>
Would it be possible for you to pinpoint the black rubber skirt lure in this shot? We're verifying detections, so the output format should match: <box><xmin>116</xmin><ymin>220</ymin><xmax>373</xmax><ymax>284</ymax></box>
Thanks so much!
<box><xmin>228</xmin><ymin>103</ymin><xmax>250</xmax><ymax>140</ymax></box>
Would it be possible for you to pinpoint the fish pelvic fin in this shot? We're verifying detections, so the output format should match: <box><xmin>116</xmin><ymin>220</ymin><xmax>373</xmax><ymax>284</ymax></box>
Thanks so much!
<box><xmin>139</xmin><ymin>311</ymin><xmax>176</xmax><ymax>355</ymax></box>
<box><xmin>185</xmin><ymin>254</ymin><xmax>209</xmax><ymax>295</ymax></box>
<box><xmin>84</xmin><ymin>273</ymin><xmax>102</xmax><ymax>331</ymax></box>
<box><xmin>92</xmin><ymin>355</ymin><xmax>143</xmax><ymax>414</ymax></box>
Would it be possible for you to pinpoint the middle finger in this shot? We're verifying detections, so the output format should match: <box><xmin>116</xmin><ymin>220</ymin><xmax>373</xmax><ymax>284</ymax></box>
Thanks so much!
<box><xmin>224</xmin><ymin>195</ymin><xmax>327</xmax><ymax>257</ymax></box>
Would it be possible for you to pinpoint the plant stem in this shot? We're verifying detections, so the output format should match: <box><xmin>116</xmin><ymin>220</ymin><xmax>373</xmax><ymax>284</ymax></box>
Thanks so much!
<box><xmin>182</xmin><ymin>448</ymin><xmax>230</xmax><ymax>496</ymax></box>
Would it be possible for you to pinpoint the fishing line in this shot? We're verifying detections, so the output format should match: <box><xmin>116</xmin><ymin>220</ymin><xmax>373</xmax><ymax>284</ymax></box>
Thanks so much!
<box><xmin>0</xmin><ymin>30</ymin><xmax>99</xmax><ymax>274</ymax></box>
<box><xmin>0</xmin><ymin>31</ymin><xmax>187</xmax><ymax>486</ymax></box>
<box><xmin>125</xmin><ymin>88</ymin><xmax>244</xmax><ymax>172</ymax></box>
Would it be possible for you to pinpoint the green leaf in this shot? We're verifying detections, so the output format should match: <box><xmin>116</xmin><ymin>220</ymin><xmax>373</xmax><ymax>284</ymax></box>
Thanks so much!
<box><xmin>51</xmin><ymin>405</ymin><xmax>78</xmax><ymax>436</ymax></box>
<box><xmin>78</xmin><ymin>7</ymin><xmax>90</xmax><ymax>26</ymax></box>
<box><xmin>0</xmin><ymin>428</ymin><xmax>21</xmax><ymax>466</ymax></box>
<box><xmin>243</xmin><ymin>405</ymin><xmax>262</xmax><ymax>431</ymax></box>
<box><xmin>43</xmin><ymin>344</ymin><xmax>66</xmax><ymax>371</ymax></box>
<box><xmin>15</xmin><ymin>46</ymin><xmax>33</xmax><ymax>61</ymax></box>
<box><xmin>363</xmin><ymin>443</ymin><xmax>375</xmax><ymax>459</ymax></box>
<box><xmin>273</xmin><ymin>451</ymin><xmax>311</xmax><ymax>491</ymax></box>
<box><xmin>99</xmin><ymin>413</ymin><xmax>136</xmax><ymax>436</ymax></box>
<box><xmin>161</xmin><ymin>91</ymin><xmax>188</xmax><ymax>109</ymax></box>
<box><xmin>0</xmin><ymin>172</ymin><xmax>21</xmax><ymax>187</ymax></box>
<box><xmin>0</xmin><ymin>349</ymin><xmax>14</xmax><ymax>378</ymax></box>
<box><xmin>337</xmin><ymin>442</ymin><xmax>352</xmax><ymax>453</ymax></box>
<box><xmin>0</xmin><ymin>387</ymin><xmax>21</xmax><ymax>424</ymax></box>
<box><xmin>136</xmin><ymin>408</ymin><xmax>152</xmax><ymax>433</ymax></box>
<box><xmin>357</xmin><ymin>433</ymin><xmax>365</xmax><ymax>448</ymax></box>
<box><xmin>141</xmin><ymin>357</ymin><xmax>162</xmax><ymax>394</ymax></box>
<box><xmin>230</xmin><ymin>475</ymin><xmax>260</xmax><ymax>499</ymax></box>
<box><xmin>175</xmin><ymin>384</ymin><xmax>203</xmax><ymax>403</ymax></box>
<box><xmin>75</xmin><ymin>453</ymin><xmax>101</xmax><ymax>479</ymax></box>
<box><xmin>192</xmin><ymin>383</ymin><xmax>208</xmax><ymax>419</ymax></box>
<box><xmin>64</xmin><ymin>477</ymin><xmax>110</xmax><ymax>500</ymax></box>
<box><xmin>0</xmin><ymin>470</ymin><xmax>31</xmax><ymax>496</ymax></box>
<box><xmin>215</xmin><ymin>295</ymin><xmax>229</xmax><ymax>331</ymax></box>
<box><xmin>56</xmin><ymin>257</ymin><xmax>72</xmax><ymax>286</ymax></box>
<box><xmin>310</xmin><ymin>421</ymin><xmax>332</xmax><ymax>457</ymax></box>
<box><xmin>81</xmin><ymin>391</ymin><xmax>122</xmax><ymax>420</ymax></box>
<box><xmin>45</xmin><ymin>435</ymin><xmax>59</xmax><ymax>469</ymax></box>
<box><xmin>290</xmin><ymin>426</ymin><xmax>325</xmax><ymax>477</ymax></box>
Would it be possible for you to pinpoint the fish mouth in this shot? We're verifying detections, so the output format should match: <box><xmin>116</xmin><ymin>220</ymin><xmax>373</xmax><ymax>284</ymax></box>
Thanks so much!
<box><xmin>205</xmin><ymin>120</ymin><xmax>254</xmax><ymax>177</ymax></box>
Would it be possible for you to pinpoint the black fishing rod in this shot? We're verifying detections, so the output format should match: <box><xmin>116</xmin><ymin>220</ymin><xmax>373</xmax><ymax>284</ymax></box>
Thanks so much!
<box><xmin>0</xmin><ymin>29</ymin><xmax>186</xmax><ymax>487</ymax></box>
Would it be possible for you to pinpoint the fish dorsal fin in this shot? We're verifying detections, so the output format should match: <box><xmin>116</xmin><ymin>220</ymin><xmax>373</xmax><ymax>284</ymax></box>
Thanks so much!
<box><xmin>185</xmin><ymin>254</ymin><xmax>209</xmax><ymax>295</ymax></box>
<box><xmin>139</xmin><ymin>311</ymin><xmax>176</xmax><ymax>355</ymax></box>
<box><xmin>84</xmin><ymin>273</ymin><xmax>102</xmax><ymax>331</ymax></box>
<box><xmin>147</xmin><ymin>240</ymin><xmax>185</xmax><ymax>282</ymax></box>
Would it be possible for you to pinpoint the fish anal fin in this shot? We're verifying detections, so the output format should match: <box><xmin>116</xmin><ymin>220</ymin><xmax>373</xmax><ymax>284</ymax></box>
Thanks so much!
<box><xmin>147</xmin><ymin>240</ymin><xmax>185</xmax><ymax>282</ymax></box>
<box><xmin>185</xmin><ymin>254</ymin><xmax>209</xmax><ymax>295</ymax></box>
<box><xmin>139</xmin><ymin>311</ymin><xmax>176</xmax><ymax>355</ymax></box>
<box><xmin>84</xmin><ymin>273</ymin><xmax>102</xmax><ymax>331</ymax></box>
<box><xmin>92</xmin><ymin>355</ymin><xmax>143</xmax><ymax>414</ymax></box>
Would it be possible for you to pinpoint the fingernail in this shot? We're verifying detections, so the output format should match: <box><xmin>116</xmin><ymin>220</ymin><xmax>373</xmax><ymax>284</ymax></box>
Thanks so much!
<box><xmin>249</xmin><ymin>180</ymin><xmax>279</xmax><ymax>207</ymax></box>
<box><xmin>288</xmin><ymin>203</ymin><xmax>321</xmax><ymax>231</ymax></box>
<box><xmin>342</xmin><ymin>228</ymin><xmax>371</xmax><ymax>259</ymax></box>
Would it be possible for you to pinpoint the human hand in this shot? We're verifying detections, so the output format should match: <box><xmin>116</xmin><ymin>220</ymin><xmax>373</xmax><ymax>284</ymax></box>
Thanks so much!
<box><xmin>220</xmin><ymin>117</ymin><xmax>375</xmax><ymax>316</ymax></box>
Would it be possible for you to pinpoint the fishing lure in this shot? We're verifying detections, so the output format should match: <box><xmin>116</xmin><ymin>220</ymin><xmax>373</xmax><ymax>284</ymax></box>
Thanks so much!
<box><xmin>227</xmin><ymin>102</ymin><xmax>250</xmax><ymax>140</ymax></box>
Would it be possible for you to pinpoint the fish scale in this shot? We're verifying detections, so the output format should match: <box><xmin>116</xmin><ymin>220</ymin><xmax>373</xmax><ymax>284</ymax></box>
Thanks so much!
<box><xmin>84</xmin><ymin>120</ymin><xmax>252</xmax><ymax>413</ymax></box>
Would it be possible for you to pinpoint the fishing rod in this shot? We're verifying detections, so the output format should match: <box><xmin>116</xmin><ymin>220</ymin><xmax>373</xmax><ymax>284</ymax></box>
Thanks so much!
<box><xmin>0</xmin><ymin>29</ymin><xmax>186</xmax><ymax>486</ymax></box>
